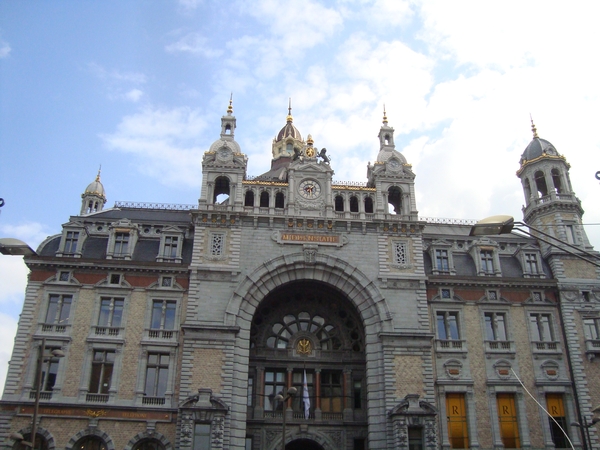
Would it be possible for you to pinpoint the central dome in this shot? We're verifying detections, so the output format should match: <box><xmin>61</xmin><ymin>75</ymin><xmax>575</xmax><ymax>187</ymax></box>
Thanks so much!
<box><xmin>521</xmin><ymin>137</ymin><xmax>558</xmax><ymax>162</ymax></box>
<box><xmin>276</xmin><ymin>114</ymin><xmax>302</xmax><ymax>142</ymax></box>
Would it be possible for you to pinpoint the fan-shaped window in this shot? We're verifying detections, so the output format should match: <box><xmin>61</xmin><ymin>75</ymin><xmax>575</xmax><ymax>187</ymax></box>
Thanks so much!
<box><xmin>534</xmin><ymin>171</ymin><xmax>548</xmax><ymax>197</ymax></box>
<box><xmin>260</xmin><ymin>191</ymin><xmax>269</xmax><ymax>208</ymax></box>
<box><xmin>551</xmin><ymin>169</ymin><xmax>562</xmax><ymax>194</ymax></box>
<box><xmin>350</xmin><ymin>196</ymin><xmax>359</xmax><ymax>213</ymax></box>
<box><xmin>335</xmin><ymin>196</ymin><xmax>344</xmax><ymax>212</ymax></box>
<box><xmin>213</xmin><ymin>176</ymin><xmax>230</xmax><ymax>204</ymax></box>
<box><xmin>244</xmin><ymin>190</ymin><xmax>254</xmax><ymax>207</ymax></box>
<box><xmin>275</xmin><ymin>192</ymin><xmax>285</xmax><ymax>209</ymax></box>
<box><xmin>388</xmin><ymin>186</ymin><xmax>402</xmax><ymax>214</ymax></box>
<box><xmin>364</xmin><ymin>197</ymin><xmax>374</xmax><ymax>213</ymax></box>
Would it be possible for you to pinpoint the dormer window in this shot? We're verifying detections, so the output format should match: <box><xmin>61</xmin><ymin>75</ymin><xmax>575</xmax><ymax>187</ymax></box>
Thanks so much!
<box><xmin>469</xmin><ymin>240</ymin><xmax>501</xmax><ymax>277</ymax></box>
<box><xmin>480</xmin><ymin>250</ymin><xmax>494</xmax><ymax>274</ymax></box>
<box><xmin>107</xmin><ymin>221</ymin><xmax>138</xmax><ymax>260</ymax></box>
<box><xmin>157</xmin><ymin>231</ymin><xmax>184</xmax><ymax>263</ymax></box>
<box><xmin>428</xmin><ymin>241</ymin><xmax>456</xmax><ymax>275</ymax></box>
<box><xmin>515</xmin><ymin>246</ymin><xmax>544</xmax><ymax>278</ymax></box>
<box><xmin>114</xmin><ymin>233</ymin><xmax>129</xmax><ymax>256</ymax></box>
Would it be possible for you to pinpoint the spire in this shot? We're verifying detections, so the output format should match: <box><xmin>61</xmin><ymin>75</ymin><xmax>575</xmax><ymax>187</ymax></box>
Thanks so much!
<box><xmin>287</xmin><ymin>98</ymin><xmax>293</xmax><ymax>123</ymax></box>
<box><xmin>530</xmin><ymin>114</ymin><xmax>539</xmax><ymax>139</ymax></box>
<box><xmin>95</xmin><ymin>165</ymin><xmax>101</xmax><ymax>182</ymax></box>
<box><xmin>383</xmin><ymin>104</ymin><xmax>388</xmax><ymax>125</ymax></box>
<box><xmin>227</xmin><ymin>93</ymin><xmax>233</xmax><ymax>115</ymax></box>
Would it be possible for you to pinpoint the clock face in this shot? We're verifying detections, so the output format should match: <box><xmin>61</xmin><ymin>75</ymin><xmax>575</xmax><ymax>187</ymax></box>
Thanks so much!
<box><xmin>388</xmin><ymin>158</ymin><xmax>400</xmax><ymax>169</ymax></box>
<box><xmin>298</xmin><ymin>179</ymin><xmax>321</xmax><ymax>199</ymax></box>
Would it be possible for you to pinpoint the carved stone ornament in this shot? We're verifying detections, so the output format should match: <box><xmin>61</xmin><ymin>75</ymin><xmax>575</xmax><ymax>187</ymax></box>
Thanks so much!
<box><xmin>297</xmin><ymin>338</ymin><xmax>313</xmax><ymax>355</ymax></box>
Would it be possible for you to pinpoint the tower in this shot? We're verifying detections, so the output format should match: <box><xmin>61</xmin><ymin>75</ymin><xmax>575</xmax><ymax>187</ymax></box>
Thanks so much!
<box><xmin>517</xmin><ymin>120</ymin><xmax>594</xmax><ymax>259</ymax></box>
<box><xmin>367</xmin><ymin>108</ymin><xmax>418</xmax><ymax>219</ymax></box>
<box><xmin>80</xmin><ymin>169</ymin><xmax>106</xmax><ymax>215</ymax></box>
<box><xmin>198</xmin><ymin>97</ymin><xmax>248</xmax><ymax>210</ymax></box>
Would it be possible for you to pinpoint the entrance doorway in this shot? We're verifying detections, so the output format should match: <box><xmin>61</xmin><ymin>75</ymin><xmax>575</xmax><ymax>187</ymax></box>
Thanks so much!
<box><xmin>286</xmin><ymin>439</ymin><xmax>324</xmax><ymax>450</ymax></box>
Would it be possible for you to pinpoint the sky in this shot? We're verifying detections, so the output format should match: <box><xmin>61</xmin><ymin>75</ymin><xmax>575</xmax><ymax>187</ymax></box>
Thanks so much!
<box><xmin>2</xmin><ymin>0</ymin><xmax>600</xmax><ymax>393</ymax></box>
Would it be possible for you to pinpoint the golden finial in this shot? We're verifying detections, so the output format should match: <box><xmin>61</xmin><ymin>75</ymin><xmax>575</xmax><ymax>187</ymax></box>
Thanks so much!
<box><xmin>227</xmin><ymin>93</ymin><xmax>233</xmax><ymax>115</ymax></box>
<box><xmin>96</xmin><ymin>165</ymin><xmax>102</xmax><ymax>182</ymax></box>
<box><xmin>530</xmin><ymin>114</ymin><xmax>538</xmax><ymax>138</ymax></box>
<box><xmin>286</xmin><ymin>97</ymin><xmax>293</xmax><ymax>122</ymax></box>
<box><xmin>383</xmin><ymin>104</ymin><xmax>388</xmax><ymax>125</ymax></box>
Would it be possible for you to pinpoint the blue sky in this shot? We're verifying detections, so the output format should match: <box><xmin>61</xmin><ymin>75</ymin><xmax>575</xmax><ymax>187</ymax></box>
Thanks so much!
<box><xmin>2</xmin><ymin>0</ymin><xmax>600</xmax><ymax>392</ymax></box>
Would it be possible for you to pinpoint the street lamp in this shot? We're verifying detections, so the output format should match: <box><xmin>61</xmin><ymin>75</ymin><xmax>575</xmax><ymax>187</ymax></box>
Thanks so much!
<box><xmin>0</xmin><ymin>238</ymin><xmax>37</xmax><ymax>256</ymax></box>
<box><xmin>570</xmin><ymin>410</ymin><xmax>600</xmax><ymax>450</ymax></box>
<box><xmin>23</xmin><ymin>338</ymin><xmax>65</xmax><ymax>449</ymax></box>
<box><xmin>469</xmin><ymin>215</ymin><xmax>600</xmax><ymax>268</ymax></box>
<box><xmin>274</xmin><ymin>387</ymin><xmax>298</xmax><ymax>450</ymax></box>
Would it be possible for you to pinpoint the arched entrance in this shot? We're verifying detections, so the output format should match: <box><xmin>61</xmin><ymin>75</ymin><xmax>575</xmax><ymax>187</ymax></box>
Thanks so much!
<box><xmin>245</xmin><ymin>280</ymin><xmax>368</xmax><ymax>449</ymax></box>
<box><xmin>286</xmin><ymin>438</ymin><xmax>324</xmax><ymax>450</ymax></box>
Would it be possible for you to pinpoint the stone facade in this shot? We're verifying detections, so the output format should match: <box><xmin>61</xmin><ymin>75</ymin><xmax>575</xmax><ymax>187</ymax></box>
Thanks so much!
<box><xmin>1</xmin><ymin>104</ymin><xmax>599</xmax><ymax>450</ymax></box>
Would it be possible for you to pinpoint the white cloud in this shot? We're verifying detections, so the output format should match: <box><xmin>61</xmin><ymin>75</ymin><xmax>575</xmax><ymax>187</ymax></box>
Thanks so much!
<box><xmin>124</xmin><ymin>88</ymin><xmax>144</xmax><ymax>102</ymax></box>
<box><xmin>101</xmin><ymin>107</ymin><xmax>209</xmax><ymax>188</ymax></box>
<box><xmin>178</xmin><ymin>0</ymin><xmax>203</xmax><ymax>11</ymax></box>
<box><xmin>165</xmin><ymin>32</ymin><xmax>223</xmax><ymax>58</ymax></box>
<box><xmin>0</xmin><ymin>39</ymin><xmax>10</xmax><ymax>58</ymax></box>
<box><xmin>88</xmin><ymin>62</ymin><xmax>147</xmax><ymax>84</ymax></box>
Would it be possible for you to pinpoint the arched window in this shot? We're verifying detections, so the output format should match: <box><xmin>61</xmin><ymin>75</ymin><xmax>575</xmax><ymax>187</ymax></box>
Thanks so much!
<box><xmin>245</xmin><ymin>190</ymin><xmax>254</xmax><ymax>207</ymax></box>
<box><xmin>275</xmin><ymin>192</ymin><xmax>285</xmax><ymax>209</ymax></box>
<box><xmin>534</xmin><ymin>171</ymin><xmax>548</xmax><ymax>197</ymax></box>
<box><xmin>72</xmin><ymin>436</ymin><xmax>107</xmax><ymax>450</ymax></box>
<box><xmin>225</xmin><ymin>124</ymin><xmax>231</xmax><ymax>134</ymax></box>
<box><xmin>14</xmin><ymin>434</ymin><xmax>48</xmax><ymax>450</ymax></box>
<box><xmin>213</xmin><ymin>176</ymin><xmax>230</xmax><ymax>204</ymax></box>
<box><xmin>286</xmin><ymin>142</ymin><xmax>293</xmax><ymax>153</ymax></box>
<box><xmin>388</xmin><ymin>186</ymin><xmax>402</xmax><ymax>214</ymax></box>
<box><xmin>335</xmin><ymin>196</ymin><xmax>344</xmax><ymax>212</ymax></box>
<box><xmin>349</xmin><ymin>196</ymin><xmax>359</xmax><ymax>213</ymax></box>
<box><xmin>551</xmin><ymin>169</ymin><xmax>562</xmax><ymax>194</ymax></box>
<box><xmin>260</xmin><ymin>191</ymin><xmax>270</xmax><ymax>208</ymax></box>
<box><xmin>364</xmin><ymin>197</ymin><xmax>374</xmax><ymax>214</ymax></box>
<box><xmin>132</xmin><ymin>439</ymin><xmax>166</xmax><ymax>450</ymax></box>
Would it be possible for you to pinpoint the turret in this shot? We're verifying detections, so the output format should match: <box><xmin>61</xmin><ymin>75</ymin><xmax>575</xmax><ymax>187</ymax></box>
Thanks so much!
<box><xmin>80</xmin><ymin>169</ymin><xmax>106</xmax><ymax>215</ymax></box>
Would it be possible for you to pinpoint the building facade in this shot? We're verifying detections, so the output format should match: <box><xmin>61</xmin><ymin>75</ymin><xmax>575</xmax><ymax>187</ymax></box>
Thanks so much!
<box><xmin>1</xmin><ymin>102</ymin><xmax>599</xmax><ymax>450</ymax></box>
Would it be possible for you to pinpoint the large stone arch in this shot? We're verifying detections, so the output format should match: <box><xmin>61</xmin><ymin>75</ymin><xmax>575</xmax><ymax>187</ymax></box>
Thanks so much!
<box><xmin>12</xmin><ymin>426</ymin><xmax>56</xmax><ymax>450</ymax></box>
<box><xmin>270</xmin><ymin>429</ymin><xmax>335</xmax><ymax>450</ymax></box>
<box><xmin>65</xmin><ymin>426</ymin><xmax>114</xmax><ymax>450</ymax></box>
<box><xmin>224</xmin><ymin>251</ymin><xmax>391</xmax><ymax>449</ymax></box>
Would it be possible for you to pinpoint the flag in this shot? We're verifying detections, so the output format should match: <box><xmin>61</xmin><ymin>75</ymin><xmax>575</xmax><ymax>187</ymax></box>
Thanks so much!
<box><xmin>303</xmin><ymin>370</ymin><xmax>310</xmax><ymax>419</ymax></box>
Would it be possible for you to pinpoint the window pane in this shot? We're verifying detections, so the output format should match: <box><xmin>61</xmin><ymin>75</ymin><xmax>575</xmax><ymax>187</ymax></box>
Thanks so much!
<box><xmin>112</xmin><ymin>299</ymin><xmax>124</xmax><ymax>327</ymax></box>
<box><xmin>164</xmin><ymin>302</ymin><xmax>176</xmax><ymax>329</ymax></box>
<box><xmin>151</xmin><ymin>302</ymin><xmax>163</xmax><ymax>329</ymax></box>
<box><xmin>46</xmin><ymin>295</ymin><xmax>59</xmax><ymax>323</ymax></box>
<box><xmin>58</xmin><ymin>296</ymin><xmax>72</xmax><ymax>324</ymax></box>
<box><xmin>98</xmin><ymin>299</ymin><xmax>111</xmax><ymax>326</ymax></box>
<box><xmin>448</xmin><ymin>314</ymin><xmax>459</xmax><ymax>340</ymax></box>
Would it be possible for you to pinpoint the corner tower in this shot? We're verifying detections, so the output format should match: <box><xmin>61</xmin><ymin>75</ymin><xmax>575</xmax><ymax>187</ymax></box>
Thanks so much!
<box><xmin>80</xmin><ymin>169</ymin><xmax>106</xmax><ymax>215</ymax></box>
<box><xmin>517</xmin><ymin>120</ymin><xmax>594</xmax><ymax>255</ymax></box>
<box><xmin>367</xmin><ymin>108</ymin><xmax>418</xmax><ymax>219</ymax></box>
<box><xmin>198</xmin><ymin>97</ymin><xmax>248</xmax><ymax>210</ymax></box>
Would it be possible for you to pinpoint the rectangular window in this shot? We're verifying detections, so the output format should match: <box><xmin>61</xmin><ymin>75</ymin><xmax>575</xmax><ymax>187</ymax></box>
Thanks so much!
<box><xmin>193</xmin><ymin>423</ymin><xmax>211</xmax><ymax>450</ymax></box>
<box><xmin>245</xmin><ymin>437</ymin><xmax>253</xmax><ymax>450</ymax></box>
<box><xmin>480</xmin><ymin>250</ymin><xmax>494</xmax><ymax>274</ymax></box>
<box><xmin>98</xmin><ymin>297</ymin><xmax>124</xmax><ymax>328</ymax></box>
<box><xmin>114</xmin><ymin>232</ymin><xmax>129</xmax><ymax>256</ymax></box>
<box><xmin>292</xmin><ymin>370</ymin><xmax>314</xmax><ymax>416</ymax></box>
<box><xmin>546</xmin><ymin>394</ymin><xmax>569</xmax><ymax>449</ymax></box>
<box><xmin>45</xmin><ymin>294</ymin><xmax>72</xmax><ymax>325</ymax></box>
<box><xmin>40</xmin><ymin>346</ymin><xmax>62</xmax><ymax>392</ymax></box>
<box><xmin>485</xmin><ymin>312</ymin><xmax>507</xmax><ymax>341</ymax></box>
<box><xmin>408</xmin><ymin>427</ymin><xmax>423</xmax><ymax>450</ymax></box>
<box><xmin>144</xmin><ymin>353</ymin><xmax>170</xmax><ymax>397</ymax></box>
<box><xmin>583</xmin><ymin>318</ymin><xmax>600</xmax><ymax>340</ymax></box>
<box><xmin>211</xmin><ymin>234</ymin><xmax>225</xmax><ymax>256</ymax></box>
<box><xmin>565</xmin><ymin>225</ymin><xmax>576</xmax><ymax>244</ymax></box>
<box><xmin>89</xmin><ymin>350</ymin><xmax>115</xmax><ymax>394</ymax></box>
<box><xmin>320</xmin><ymin>370</ymin><xmax>342</xmax><ymax>413</ymax></box>
<box><xmin>437</xmin><ymin>311</ymin><xmax>460</xmax><ymax>340</ymax></box>
<box><xmin>525</xmin><ymin>253</ymin><xmax>539</xmax><ymax>273</ymax></box>
<box><xmin>353</xmin><ymin>379</ymin><xmax>362</xmax><ymax>409</ymax></box>
<box><xmin>529</xmin><ymin>313</ymin><xmax>554</xmax><ymax>342</ymax></box>
<box><xmin>497</xmin><ymin>393</ymin><xmax>521</xmax><ymax>448</ymax></box>
<box><xmin>264</xmin><ymin>370</ymin><xmax>286</xmax><ymax>411</ymax></box>
<box><xmin>435</xmin><ymin>249</ymin><xmax>450</xmax><ymax>272</ymax></box>
<box><xmin>163</xmin><ymin>236</ymin><xmax>179</xmax><ymax>259</ymax></box>
<box><xmin>151</xmin><ymin>300</ymin><xmax>177</xmax><ymax>330</ymax></box>
<box><xmin>247</xmin><ymin>376</ymin><xmax>254</xmax><ymax>407</ymax></box>
<box><xmin>394</xmin><ymin>242</ymin><xmax>408</xmax><ymax>265</ymax></box>
<box><xmin>64</xmin><ymin>231</ymin><xmax>79</xmax><ymax>254</ymax></box>
<box><xmin>446</xmin><ymin>393</ymin><xmax>469</xmax><ymax>449</ymax></box>
<box><xmin>353</xmin><ymin>438</ymin><xmax>366</xmax><ymax>450</ymax></box>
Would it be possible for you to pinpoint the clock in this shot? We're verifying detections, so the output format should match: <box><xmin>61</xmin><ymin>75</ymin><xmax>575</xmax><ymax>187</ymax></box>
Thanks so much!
<box><xmin>388</xmin><ymin>158</ymin><xmax>400</xmax><ymax>170</ymax></box>
<box><xmin>298</xmin><ymin>179</ymin><xmax>322</xmax><ymax>199</ymax></box>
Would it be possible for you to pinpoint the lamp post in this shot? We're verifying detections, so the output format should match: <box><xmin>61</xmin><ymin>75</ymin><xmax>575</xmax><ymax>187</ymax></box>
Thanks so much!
<box><xmin>571</xmin><ymin>416</ymin><xmax>600</xmax><ymax>450</ymax></box>
<box><xmin>274</xmin><ymin>386</ymin><xmax>298</xmax><ymax>450</ymax></box>
<box><xmin>25</xmin><ymin>338</ymin><xmax>64</xmax><ymax>449</ymax></box>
